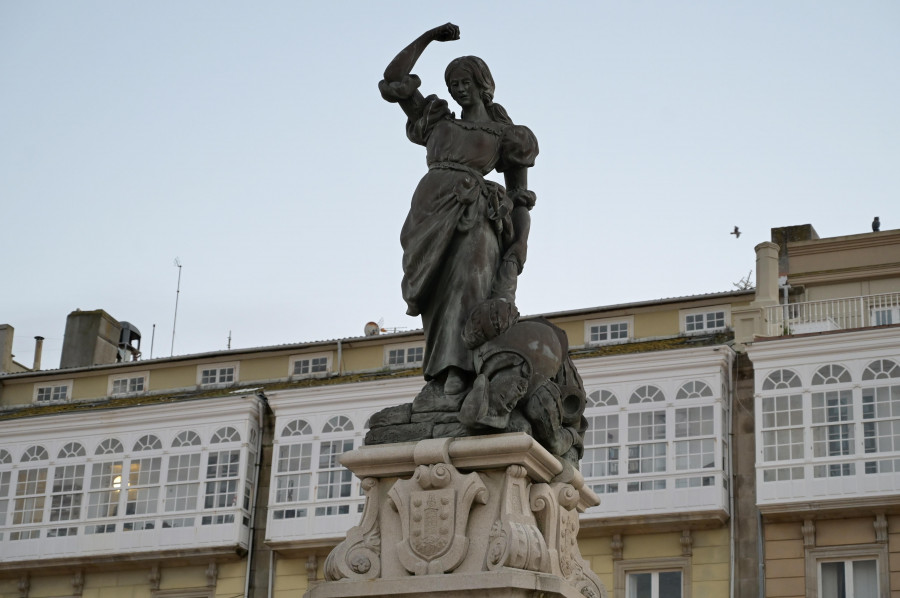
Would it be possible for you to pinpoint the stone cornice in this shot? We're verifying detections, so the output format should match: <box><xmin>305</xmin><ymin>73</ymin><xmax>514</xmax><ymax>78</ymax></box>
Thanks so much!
<box><xmin>0</xmin><ymin>544</ymin><xmax>245</xmax><ymax>579</ymax></box>
<box><xmin>747</xmin><ymin>325</ymin><xmax>900</xmax><ymax>368</ymax></box>
<box><xmin>759</xmin><ymin>494</ymin><xmax>900</xmax><ymax>521</ymax></box>
<box><xmin>788</xmin><ymin>262</ymin><xmax>900</xmax><ymax>286</ymax></box>
<box><xmin>0</xmin><ymin>393</ymin><xmax>263</xmax><ymax>439</ymax></box>
<box><xmin>575</xmin><ymin>344</ymin><xmax>734</xmax><ymax>381</ymax></box>
<box><xmin>788</xmin><ymin>229</ymin><xmax>900</xmax><ymax>256</ymax></box>
<box><xmin>579</xmin><ymin>508</ymin><xmax>729</xmax><ymax>536</ymax></box>
<box><xmin>267</xmin><ymin>376</ymin><xmax>424</xmax><ymax>414</ymax></box>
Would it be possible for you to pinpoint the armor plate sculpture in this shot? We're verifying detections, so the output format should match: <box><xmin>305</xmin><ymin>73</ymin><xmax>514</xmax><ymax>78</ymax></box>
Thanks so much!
<box><xmin>368</xmin><ymin>23</ymin><xmax>588</xmax><ymax>473</ymax></box>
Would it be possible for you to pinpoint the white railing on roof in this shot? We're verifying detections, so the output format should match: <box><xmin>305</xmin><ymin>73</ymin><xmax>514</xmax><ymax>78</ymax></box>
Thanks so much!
<box><xmin>764</xmin><ymin>292</ymin><xmax>900</xmax><ymax>337</ymax></box>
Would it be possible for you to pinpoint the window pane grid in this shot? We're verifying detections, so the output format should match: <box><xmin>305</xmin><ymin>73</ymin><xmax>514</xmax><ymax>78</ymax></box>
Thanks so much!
<box><xmin>50</xmin><ymin>464</ymin><xmax>84</xmax><ymax>522</ymax></box>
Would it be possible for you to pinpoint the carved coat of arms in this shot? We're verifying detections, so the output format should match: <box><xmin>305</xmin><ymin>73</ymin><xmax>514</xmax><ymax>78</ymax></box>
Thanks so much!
<box><xmin>388</xmin><ymin>463</ymin><xmax>488</xmax><ymax>575</ymax></box>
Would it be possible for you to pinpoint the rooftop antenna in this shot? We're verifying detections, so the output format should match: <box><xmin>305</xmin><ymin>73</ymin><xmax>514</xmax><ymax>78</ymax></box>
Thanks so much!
<box><xmin>227</xmin><ymin>330</ymin><xmax>232</xmax><ymax>350</ymax></box>
<box><xmin>150</xmin><ymin>324</ymin><xmax>156</xmax><ymax>359</ymax></box>
<box><xmin>171</xmin><ymin>258</ymin><xmax>182</xmax><ymax>356</ymax></box>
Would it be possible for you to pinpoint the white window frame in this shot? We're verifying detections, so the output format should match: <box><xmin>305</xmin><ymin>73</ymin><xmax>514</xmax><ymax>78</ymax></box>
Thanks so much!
<box><xmin>585</xmin><ymin>316</ymin><xmax>633</xmax><ymax>346</ymax></box>
<box><xmin>197</xmin><ymin>363</ymin><xmax>239</xmax><ymax>387</ymax></box>
<box><xmin>805</xmin><ymin>543</ymin><xmax>888</xmax><ymax>598</ymax></box>
<box><xmin>680</xmin><ymin>305</ymin><xmax>731</xmax><ymax>335</ymax></box>
<box><xmin>108</xmin><ymin>371</ymin><xmax>149</xmax><ymax>397</ymax></box>
<box><xmin>384</xmin><ymin>342</ymin><xmax>425</xmax><ymax>368</ymax></box>
<box><xmin>614</xmin><ymin>556</ymin><xmax>691</xmax><ymax>598</ymax></box>
<box><xmin>33</xmin><ymin>380</ymin><xmax>73</xmax><ymax>404</ymax></box>
<box><xmin>290</xmin><ymin>353</ymin><xmax>332</xmax><ymax>379</ymax></box>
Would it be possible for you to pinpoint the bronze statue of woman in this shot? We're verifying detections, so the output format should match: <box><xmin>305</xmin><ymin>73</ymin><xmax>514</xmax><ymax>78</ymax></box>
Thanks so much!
<box><xmin>379</xmin><ymin>23</ymin><xmax>539</xmax><ymax>397</ymax></box>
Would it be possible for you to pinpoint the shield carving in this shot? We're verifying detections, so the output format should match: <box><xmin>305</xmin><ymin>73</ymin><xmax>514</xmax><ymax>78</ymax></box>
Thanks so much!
<box><xmin>408</xmin><ymin>488</ymin><xmax>455</xmax><ymax>560</ymax></box>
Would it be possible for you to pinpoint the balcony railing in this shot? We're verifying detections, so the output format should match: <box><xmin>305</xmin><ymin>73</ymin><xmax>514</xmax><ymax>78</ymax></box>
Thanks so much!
<box><xmin>764</xmin><ymin>292</ymin><xmax>900</xmax><ymax>337</ymax></box>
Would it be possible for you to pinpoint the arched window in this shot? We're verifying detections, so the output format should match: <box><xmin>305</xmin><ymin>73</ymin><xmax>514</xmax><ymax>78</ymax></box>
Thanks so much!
<box><xmin>587</xmin><ymin>389</ymin><xmax>618</xmax><ymax>407</ymax></box>
<box><xmin>762</xmin><ymin>369</ymin><xmax>802</xmax><ymax>391</ymax></box>
<box><xmin>0</xmin><ymin>450</ymin><xmax>11</xmax><ymax>536</ymax></box>
<box><xmin>629</xmin><ymin>385</ymin><xmax>665</xmax><ymax>404</ymax></box>
<box><xmin>322</xmin><ymin>416</ymin><xmax>353</xmax><ymax>433</ymax></box>
<box><xmin>204</xmin><ymin>426</ymin><xmax>242</xmax><ymax>525</ymax></box>
<box><xmin>165</xmin><ymin>431</ymin><xmax>203</xmax><ymax>526</ymax></box>
<box><xmin>128</xmin><ymin>437</ymin><xmax>162</xmax><ymax>518</ymax></box>
<box><xmin>862</xmin><ymin>359</ymin><xmax>900</xmax><ymax>474</ymax></box>
<box><xmin>811</xmin><ymin>364</ymin><xmax>852</xmax><ymax>386</ymax></box>
<box><xmin>172</xmin><ymin>430</ymin><xmax>201</xmax><ymax>447</ymax></box>
<box><xmin>58</xmin><ymin>442</ymin><xmax>86</xmax><ymax>459</ymax></box>
<box><xmin>133</xmin><ymin>435</ymin><xmax>162</xmax><ymax>451</ymax></box>
<box><xmin>676</xmin><ymin>381</ymin><xmax>713</xmax><ymax>399</ymax></box>
<box><xmin>12</xmin><ymin>446</ymin><xmax>49</xmax><ymax>540</ymax></box>
<box><xmin>281</xmin><ymin>419</ymin><xmax>313</xmax><ymax>437</ymax></box>
<box><xmin>95</xmin><ymin>438</ymin><xmax>124</xmax><ymax>455</ymax></box>
<box><xmin>87</xmin><ymin>440</ymin><xmax>124</xmax><ymax>526</ymax></box>
<box><xmin>809</xmin><ymin>364</ymin><xmax>854</xmax><ymax>478</ymax></box>
<box><xmin>862</xmin><ymin>359</ymin><xmax>900</xmax><ymax>381</ymax></box>
<box><xmin>22</xmin><ymin>446</ymin><xmax>49</xmax><ymax>462</ymax></box>
<box><xmin>50</xmin><ymin>443</ymin><xmax>86</xmax><ymax>532</ymax></box>
<box><xmin>211</xmin><ymin>427</ymin><xmax>241</xmax><ymax>444</ymax></box>
<box><xmin>273</xmin><ymin>419</ymin><xmax>315</xmax><ymax>520</ymax></box>
<box><xmin>316</xmin><ymin>416</ymin><xmax>356</xmax><ymax>516</ymax></box>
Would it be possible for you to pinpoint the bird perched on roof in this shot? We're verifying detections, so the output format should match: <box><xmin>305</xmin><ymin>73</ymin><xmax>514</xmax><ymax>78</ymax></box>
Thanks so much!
<box><xmin>872</xmin><ymin>216</ymin><xmax>880</xmax><ymax>232</ymax></box>
<box><xmin>730</xmin><ymin>226</ymin><xmax>741</xmax><ymax>239</ymax></box>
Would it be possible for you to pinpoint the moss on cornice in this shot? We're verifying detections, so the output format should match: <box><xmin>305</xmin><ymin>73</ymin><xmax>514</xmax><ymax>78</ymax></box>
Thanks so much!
<box><xmin>572</xmin><ymin>333</ymin><xmax>733</xmax><ymax>360</ymax></box>
<box><xmin>0</xmin><ymin>366</ymin><xmax>424</xmax><ymax>422</ymax></box>
<box><xmin>1</xmin><ymin>334</ymin><xmax>732</xmax><ymax>422</ymax></box>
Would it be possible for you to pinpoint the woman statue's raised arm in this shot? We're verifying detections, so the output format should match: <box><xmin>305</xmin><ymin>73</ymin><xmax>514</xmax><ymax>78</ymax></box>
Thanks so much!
<box><xmin>380</xmin><ymin>24</ymin><xmax>459</xmax><ymax>120</ymax></box>
<box><xmin>383</xmin><ymin>23</ymin><xmax>460</xmax><ymax>83</ymax></box>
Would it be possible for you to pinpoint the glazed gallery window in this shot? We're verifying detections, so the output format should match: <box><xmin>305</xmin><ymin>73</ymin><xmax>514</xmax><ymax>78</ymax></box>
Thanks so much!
<box><xmin>759</xmin><ymin>369</ymin><xmax>805</xmax><ymax>483</ymax></box>
<box><xmin>272</xmin><ymin>419</ymin><xmax>314</xmax><ymax>520</ymax></box>
<box><xmin>581</xmin><ymin>381</ymin><xmax>720</xmax><ymax>494</ymax></box>
<box><xmin>0</xmin><ymin>426</ymin><xmax>252</xmax><ymax>541</ymax></box>
<box><xmin>0</xmin><ymin>450</ymin><xmax>11</xmax><ymax>540</ymax></box>
<box><xmin>271</xmin><ymin>415</ymin><xmax>358</xmax><ymax>520</ymax></box>
<box><xmin>862</xmin><ymin>359</ymin><xmax>900</xmax><ymax>474</ymax></box>
<box><xmin>811</xmin><ymin>365</ymin><xmax>856</xmax><ymax>479</ymax></box>
<box><xmin>203</xmin><ymin>427</ymin><xmax>242</xmax><ymax>525</ymax></box>
<box><xmin>10</xmin><ymin>446</ymin><xmax>49</xmax><ymax>540</ymax></box>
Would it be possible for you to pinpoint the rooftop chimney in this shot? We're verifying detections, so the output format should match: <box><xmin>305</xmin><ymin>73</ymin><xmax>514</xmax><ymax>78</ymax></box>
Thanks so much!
<box><xmin>0</xmin><ymin>324</ymin><xmax>14</xmax><ymax>373</ymax></box>
<box><xmin>33</xmin><ymin>336</ymin><xmax>44</xmax><ymax>371</ymax></box>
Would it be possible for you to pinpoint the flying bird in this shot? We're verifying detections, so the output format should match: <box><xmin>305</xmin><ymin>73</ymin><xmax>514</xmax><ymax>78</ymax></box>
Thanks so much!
<box><xmin>730</xmin><ymin>226</ymin><xmax>741</xmax><ymax>239</ymax></box>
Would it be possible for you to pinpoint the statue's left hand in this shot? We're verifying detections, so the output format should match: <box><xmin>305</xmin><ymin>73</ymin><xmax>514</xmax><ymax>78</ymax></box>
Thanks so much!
<box><xmin>429</xmin><ymin>23</ymin><xmax>460</xmax><ymax>42</ymax></box>
<box><xmin>504</xmin><ymin>242</ymin><xmax>527</xmax><ymax>274</ymax></box>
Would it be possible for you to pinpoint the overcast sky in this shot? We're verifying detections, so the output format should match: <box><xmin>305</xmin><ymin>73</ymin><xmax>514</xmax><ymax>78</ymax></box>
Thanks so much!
<box><xmin>2</xmin><ymin>2</ymin><xmax>898</xmax><ymax>370</ymax></box>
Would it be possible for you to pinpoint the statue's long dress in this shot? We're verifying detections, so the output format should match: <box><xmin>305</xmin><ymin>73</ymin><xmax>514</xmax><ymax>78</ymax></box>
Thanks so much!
<box><xmin>394</xmin><ymin>91</ymin><xmax>538</xmax><ymax>381</ymax></box>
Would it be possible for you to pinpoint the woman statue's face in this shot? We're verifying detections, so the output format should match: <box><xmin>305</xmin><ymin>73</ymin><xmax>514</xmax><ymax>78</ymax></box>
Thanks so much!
<box><xmin>447</xmin><ymin>67</ymin><xmax>482</xmax><ymax>110</ymax></box>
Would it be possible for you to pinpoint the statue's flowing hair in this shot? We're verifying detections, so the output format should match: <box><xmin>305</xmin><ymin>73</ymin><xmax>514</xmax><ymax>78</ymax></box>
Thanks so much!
<box><xmin>444</xmin><ymin>56</ymin><xmax>513</xmax><ymax>125</ymax></box>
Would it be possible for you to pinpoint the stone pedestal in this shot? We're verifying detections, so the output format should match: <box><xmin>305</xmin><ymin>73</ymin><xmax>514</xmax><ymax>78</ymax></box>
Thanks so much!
<box><xmin>305</xmin><ymin>433</ymin><xmax>607</xmax><ymax>598</ymax></box>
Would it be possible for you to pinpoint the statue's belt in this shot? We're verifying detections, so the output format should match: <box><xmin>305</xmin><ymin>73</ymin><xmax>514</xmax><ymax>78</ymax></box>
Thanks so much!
<box><xmin>427</xmin><ymin>161</ymin><xmax>510</xmax><ymax>228</ymax></box>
